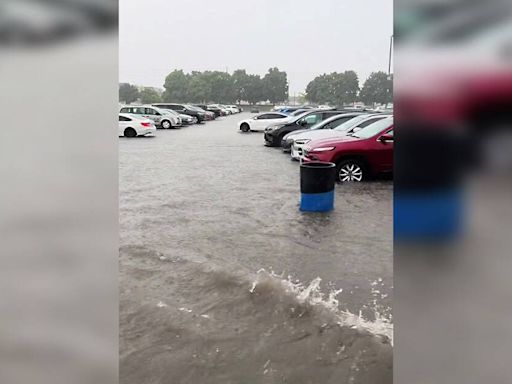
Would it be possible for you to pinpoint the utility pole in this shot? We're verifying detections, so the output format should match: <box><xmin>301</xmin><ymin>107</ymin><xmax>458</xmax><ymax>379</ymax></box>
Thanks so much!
<box><xmin>386</xmin><ymin>35</ymin><xmax>394</xmax><ymax>109</ymax></box>
<box><xmin>388</xmin><ymin>35</ymin><xmax>393</xmax><ymax>77</ymax></box>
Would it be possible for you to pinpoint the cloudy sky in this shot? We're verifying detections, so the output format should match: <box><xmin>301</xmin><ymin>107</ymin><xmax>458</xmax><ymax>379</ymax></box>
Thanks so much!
<box><xmin>119</xmin><ymin>0</ymin><xmax>392</xmax><ymax>94</ymax></box>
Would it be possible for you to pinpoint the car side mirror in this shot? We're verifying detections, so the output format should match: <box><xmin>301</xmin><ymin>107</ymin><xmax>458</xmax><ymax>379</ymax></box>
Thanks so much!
<box><xmin>299</xmin><ymin>119</ymin><xmax>307</xmax><ymax>126</ymax></box>
<box><xmin>379</xmin><ymin>134</ymin><xmax>393</xmax><ymax>143</ymax></box>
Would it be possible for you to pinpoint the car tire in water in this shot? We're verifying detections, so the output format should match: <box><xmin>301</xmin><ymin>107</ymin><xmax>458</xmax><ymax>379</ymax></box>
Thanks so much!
<box><xmin>124</xmin><ymin>128</ymin><xmax>137</xmax><ymax>138</ymax></box>
<box><xmin>161</xmin><ymin>120</ymin><xmax>171</xmax><ymax>129</ymax></box>
<box><xmin>336</xmin><ymin>159</ymin><xmax>365</xmax><ymax>182</ymax></box>
<box><xmin>240</xmin><ymin>123</ymin><xmax>250</xmax><ymax>133</ymax></box>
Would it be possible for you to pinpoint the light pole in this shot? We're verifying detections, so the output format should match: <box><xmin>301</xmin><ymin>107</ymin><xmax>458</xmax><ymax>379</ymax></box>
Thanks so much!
<box><xmin>386</xmin><ymin>35</ymin><xmax>394</xmax><ymax>108</ymax></box>
<box><xmin>388</xmin><ymin>35</ymin><xmax>393</xmax><ymax>77</ymax></box>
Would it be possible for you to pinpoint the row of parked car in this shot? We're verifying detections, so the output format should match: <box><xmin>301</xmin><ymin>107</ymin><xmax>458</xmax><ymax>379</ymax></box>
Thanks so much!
<box><xmin>238</xmin><ymin>108</ymin><xmax>394</xmax><ymax>182</ymax></box>
<box><xmin>118</xmin><ymin>103</ymin><xmax>242</xmax><ymax>137</ymax></box>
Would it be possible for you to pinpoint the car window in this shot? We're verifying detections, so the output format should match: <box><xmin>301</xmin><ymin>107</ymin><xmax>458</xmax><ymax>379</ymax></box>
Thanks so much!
<box><xmin>268</xmin><ymin>113</ymin><xmax>286</xmax><ymax>119</ymax></box>
<box><xmin>145</xmin><ymin>108</ymin><xmax>156</xmax><ymax>115</ymax></box>
<box><xmin>356</xmin><ymin>116</ymin><xmax>385</xmax><ymax>128</ymax></box>
<box><xmin>352</xmin><ymin>118</ymin><xmax>394</xmax><ymax>139</ymax></box>
<box><xmin>120</xmin><ymin>107</ymin><xmax>129</xmax><ymax>113</ymax></box>
<box><xmin>304</xmin><ymin>113</ymin><xmax>322</xmax><ymax>125</ymax></box>
<box><xmin>119</xmin><ymin>115</ymin><xmax>131</xmax><ymax>122</ymax></box>
<box><xmin>324</xmin><ymin>116</ymin><xmax>353</xmax><ymax>129</ymax></box>
<box><xmin>132</xmin><ymin>107</ymin><xmax>143</xmax><ymax>114</ymax></box>
<box><xmin>257</xmin><ymin>114</ymin><xmax>271</xmax><ymax>119</ymax></box>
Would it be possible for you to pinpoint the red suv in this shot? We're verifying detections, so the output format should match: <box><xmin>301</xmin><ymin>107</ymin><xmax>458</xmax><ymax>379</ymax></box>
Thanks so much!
<box><xmin>303</xmin><ymin>117</ymin><xmax>393</xmax><ymax>182</ymax></box>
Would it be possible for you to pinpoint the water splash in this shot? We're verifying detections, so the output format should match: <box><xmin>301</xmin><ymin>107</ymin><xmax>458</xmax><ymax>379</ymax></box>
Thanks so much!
<box><xmin>251</xmin><ymin>269</ymin><xmax>393</xmax><ymax>344</ymax></box>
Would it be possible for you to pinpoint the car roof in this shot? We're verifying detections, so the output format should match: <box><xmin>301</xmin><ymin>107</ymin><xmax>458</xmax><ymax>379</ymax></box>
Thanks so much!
<box><xmin>258</xmin><ymin>111</ymin><xmax>287</xmax><ymax>116</ymax></box>
<box><xmin>119</xmin><ymin>112</ymin><xmax>145</xmax><ymax>119</ymax></box>
<box><xmin>314</xmin><ymin>117</ymin><xmax>394</xmax><ymax>144</ymax></box>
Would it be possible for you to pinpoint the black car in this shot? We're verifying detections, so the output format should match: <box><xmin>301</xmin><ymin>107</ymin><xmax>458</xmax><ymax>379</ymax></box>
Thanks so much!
<box><xmin>264</xmin><ymin>110</ymin><xmax>351</xmax><ymax>147</ymax></box>
<box><xmin>153</xmin><ymin>103</ymin><xmax>206</xmax><ymax>123</ymax></box>
<box><xmin>201</xmin><ymin>104</ymin><xmax>223</xmax><ymax>118</ymax></box>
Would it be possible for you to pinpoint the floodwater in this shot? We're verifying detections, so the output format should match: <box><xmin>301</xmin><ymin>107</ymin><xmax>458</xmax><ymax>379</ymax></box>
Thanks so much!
<box><xmin>119</xmin><ymin>113</ymin><xmax>393</xmax><ymax>383</ymax></box>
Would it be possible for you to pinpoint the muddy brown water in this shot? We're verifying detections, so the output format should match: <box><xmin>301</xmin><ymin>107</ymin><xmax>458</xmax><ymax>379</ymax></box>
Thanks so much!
<box><xmin>119</xmin><ymin>113</ymin><xmax>393</xmax><ymax>383</ymax></box>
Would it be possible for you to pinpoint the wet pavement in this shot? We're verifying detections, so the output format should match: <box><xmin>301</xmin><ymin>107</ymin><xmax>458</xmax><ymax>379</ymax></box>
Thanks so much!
<box><xmin>119</xmin><ymin>112</ymin><xmax>393</xmax><ymax>383</ymax></box>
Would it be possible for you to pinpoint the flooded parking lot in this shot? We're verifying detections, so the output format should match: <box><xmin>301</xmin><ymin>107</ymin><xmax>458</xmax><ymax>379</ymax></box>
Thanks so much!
<box><xmin>119</xmin><ymin>112</ymin><xmax>393</xmax><ymax>383</ymax></box>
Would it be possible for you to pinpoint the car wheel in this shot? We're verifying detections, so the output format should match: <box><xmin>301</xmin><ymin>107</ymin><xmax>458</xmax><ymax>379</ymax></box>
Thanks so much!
<box><xmin>276</xmin><ymin>133</ymin><xmax>287</xmax><ymax>147</ymax></box>
<box><xmin>124</xmin><ymin>128</ymin><xmax>137</xmax><ymax>138</ymax></box>
<box><xmin>240</xmin><ymin>123</ymin><xmax>250</xmax><ymax>132</ymax></box>
<box><xmin>336</xmin><ymin>159</ymin><xmax>364</xmax><ymax>182</ymax></box>
<box><xmin>161</xmin><ymin>120</ymin><xmax>171</xmax><ymax>129</ymax></box>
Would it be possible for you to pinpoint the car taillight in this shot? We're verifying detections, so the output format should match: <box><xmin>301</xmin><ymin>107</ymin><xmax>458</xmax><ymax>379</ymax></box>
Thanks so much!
<box><xmin>141</xmin><ymin>122</ymin><xmax>151</xmax><ymax>127</ymax></box>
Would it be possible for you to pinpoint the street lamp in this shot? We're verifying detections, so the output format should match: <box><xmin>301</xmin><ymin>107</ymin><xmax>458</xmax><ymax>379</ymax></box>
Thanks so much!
<box><xmin>388</xmin><ymin>35</ymin><xmax>394</xmax><ymax>77</ymax></box>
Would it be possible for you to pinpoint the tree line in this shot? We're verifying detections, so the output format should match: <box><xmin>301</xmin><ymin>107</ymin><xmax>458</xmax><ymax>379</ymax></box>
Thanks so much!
<box><xmin>305</xmin><ymin>71</ymin><xmax>392</xmax><ymax>106</ymax></box>
<box><xmin>120</xmin><ymin>69</ymin><xmax>392</xmax><ymax>106</ymax></box>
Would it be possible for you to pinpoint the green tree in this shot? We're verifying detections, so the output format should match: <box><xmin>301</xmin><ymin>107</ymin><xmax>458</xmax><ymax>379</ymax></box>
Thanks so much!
<box><xmin>305</xmin><ymin>74</ymin><xmax>332</xmax><ymax>104</ymax></box>
<box><xmin>139</xmin><ymin>87</ymin><xmax>162</xmax><ymax>104</ymax></box>
<box><xmin>187</xmin><ymin>71</ymin><xmax>210</xmax><ymax>103</ymax></box>
<box><xmin>359</xmin><ymin>71</ymin><xmax>393</xmax><ymax>106</ymax></box>
<box><xmin>232</xmin><ymin>69</ymin><xmax>251</xmax><ymax>103</ymax></box>
<box><xmin>331</xmin><ymin>71</ymin><xmax>360</xmax><ymax>106</ymax></box>
<box><xmin>263</xmin><ymin>67</ymin><xmax>288</xmax><ymax>104</ymax></box>
<box><xmin>119</xmin><ymin>83</ymin><xmax>139</xmax><ymax>104</ymax></box>
<box><xmin>245</xmin><ymin>74</ymin><xmax>264</xmax><ymax>105</ymax></box>
<box><xmin>163</xmin><ymin>70</ymin><xmax>190</xmax><ymax>102</ymax></box>
<box><xmin>305</xmin><ymin>71</ymin><xmax>359</xmax><ymax>106</ymax></box>
<box><xmin>207</xmin><ymin>71</ymin><xmax>235</xmax><ymax>103</ymax></box>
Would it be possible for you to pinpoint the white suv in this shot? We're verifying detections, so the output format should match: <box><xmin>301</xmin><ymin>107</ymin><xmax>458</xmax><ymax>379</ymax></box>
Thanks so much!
<box><xmin>119</xmin><ymin>105</ymin><xmax>181</xmax><ymax>129</ymax></box>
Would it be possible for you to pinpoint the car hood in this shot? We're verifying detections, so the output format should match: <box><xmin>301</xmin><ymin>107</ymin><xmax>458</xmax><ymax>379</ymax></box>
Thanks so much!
<box><xmin>307</xmin><ymin>135</ymin><xmax>363</xmax><ymax>149</ymax></box>
<box><xmin>284</xmin><ymin>128</ymin><xmax>310</xmax><ymax>139</ymax></box>
<box><xmin>293</xmin><ymin>129</ymin><xmax>348</xmax><ymax>142</ymax></box>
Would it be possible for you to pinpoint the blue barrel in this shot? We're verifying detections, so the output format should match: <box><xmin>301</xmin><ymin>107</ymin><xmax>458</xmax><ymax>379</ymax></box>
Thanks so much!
<box><xmin>395</xmin><ymin>127</ymin><xmax>469</xmax><ymax>241</ymax></box>
<box><xmin>300</xmin><ymin>162</ymin><xmax>336</xmax><ymax>212</ymax></box>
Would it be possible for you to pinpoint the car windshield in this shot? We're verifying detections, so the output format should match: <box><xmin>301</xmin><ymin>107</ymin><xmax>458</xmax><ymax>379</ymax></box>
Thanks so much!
<box><xmin>162</xmin><ymin>108</ymin><xmax>178</xmax><ymax>116</ymax></box>
<box><xmin>152</xmin><ymin>107</ymin><xmax>167</xmax><ymax>115</ymax></box>
<box><xmin>332</xmin><ymin>115</ymin><xmax>369</xmax><ymax>131</ymax></box>
<box><xmin>350</xmin><ymin>117</ymin><xmax>393</xmax><ymax>138</ymax></box>
<box><xmin>293</xmin><ymin>111</ymin><xmax>314</xmax><ymax>122</ymax></box>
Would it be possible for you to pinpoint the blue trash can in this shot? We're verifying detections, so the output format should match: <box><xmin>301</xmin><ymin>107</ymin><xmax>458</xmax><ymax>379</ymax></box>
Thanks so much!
<box><xmin>395</xmin><ymin>127</ymin><xmax>468</xmax><ymax>241</ymax></box>
<box><xmin>300</xmin><ymin>162</ymin><xmax>336</xmax><ymax>212</ymax></box>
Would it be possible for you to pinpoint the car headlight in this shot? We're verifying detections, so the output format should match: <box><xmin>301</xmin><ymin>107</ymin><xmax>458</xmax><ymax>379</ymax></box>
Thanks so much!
<box><xmin>311</xmin><ymin>146</ymin><xmax>335</xmax><ymax>152</ymax></box>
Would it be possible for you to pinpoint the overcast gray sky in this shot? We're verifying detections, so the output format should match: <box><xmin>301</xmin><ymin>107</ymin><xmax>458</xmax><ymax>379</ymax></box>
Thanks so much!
<box><xmin>119</xmin><ymin>0</ymin><xmax>392</xmax><ymax>94</ymax></box>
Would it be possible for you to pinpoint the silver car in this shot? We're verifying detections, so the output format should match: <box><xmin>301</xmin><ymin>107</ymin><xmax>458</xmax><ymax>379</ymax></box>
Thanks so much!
<box><xmin>119</xmin><ymin>105</ymin><xmax>180</xmax><ymax>129</ymax></box>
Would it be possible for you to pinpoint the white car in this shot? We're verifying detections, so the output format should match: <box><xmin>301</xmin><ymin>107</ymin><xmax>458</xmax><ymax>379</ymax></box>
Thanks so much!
<box><xmin>158</xmin><ymin>108</ymin><xmax>183</xmax><ymax>127</ymax></box>
<box><xmin>119</xmin><ymin>105</ymin><xmax>180</xmax><ymax>129</ymax></box>
<box><xmin>227</xmin><ymin>105</ymin><xmax>241</xmax><ymax>113</ymax></box>
<box><xmin>119</xmin><ymin>113</ymin><xmax>156</xmax><ymax>137</ymax></box>
<box><xmin>290</xmin><ymin>114</ymin><xmax>390</xmax><ymax>160</ymax></box>
<box><xmin>224</xmin><ymin>105</ymin><xmax>238</xmax><ymax>114</ymax></box>
<box><xmin>238</xmin><ymin>112</ymin><xmax>291</xmax><ymax>132</ymax></box>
